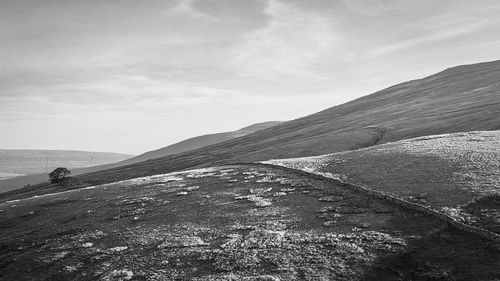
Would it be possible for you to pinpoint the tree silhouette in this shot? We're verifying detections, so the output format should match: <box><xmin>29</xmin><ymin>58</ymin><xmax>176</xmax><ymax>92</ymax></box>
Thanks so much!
<box><xmin>48</xmin><ymin>167</ymin><xmax>71</xmax><ymax>184</ymax></box>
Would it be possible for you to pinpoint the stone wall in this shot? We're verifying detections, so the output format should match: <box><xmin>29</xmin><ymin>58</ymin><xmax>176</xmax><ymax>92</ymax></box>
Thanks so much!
<box><xmin>243</xmin><ymin>162</ymin><xmax>500</xmax><ymax>243</ymax></box>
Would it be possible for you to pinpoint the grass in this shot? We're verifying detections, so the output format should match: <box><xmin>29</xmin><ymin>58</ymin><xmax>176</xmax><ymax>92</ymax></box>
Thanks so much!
<box><xmin>3</xmin><ymin>60</ymin><xmax>500</xmax><ymax>194</ymax></box>
<box><xmin>1</xmin><ymin>60</ymin><xmax>500</xmax><ymax>280</ymax></box>
<box><xmin>0</xmin><ymin>173</ymin><xmax>24</xmax><ymax>181</ymax></box>
<box><xmin>264</xmin><ymin>130</ymin><xmax>500</xmax><ymax>234</ymax></box>
<box><xmin>1</xmin><ymin>164</ymin><xmax>498</xmax><ymax>280</ymax></box>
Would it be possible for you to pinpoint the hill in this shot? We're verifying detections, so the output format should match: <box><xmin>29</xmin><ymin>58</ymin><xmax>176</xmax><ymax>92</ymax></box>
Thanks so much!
<box><xmin>69</xmin><ymin>59</ymin><xmax>500</xmax><ymax>186</ymax></box>
<box><xmin>1</xmin><ymin>164</ymin><xmax>498</xmax><ymax>280</ymax></box>
<box><xmin>0</xmin><ymin>149</ymin><xmax>133</xmax><ymax>177</ymax></box>
<box><xmin>118</xmin><ymin>121</ymin><xmax>283</xmax><ymax>165</ymax></box>
<box><xmin>2</xmin><ymin>60</ymin><xmax>500</xmax><ymax>280</ymax></box>
<box><xmin>264</xmin><ymin>130</ymin><xmax>500</xmax><ymax>234</ymax></box>
<box><xmin>0</xmin><ymin>121</ymin><xmax>282</xmax><ymax>193</ymax></box>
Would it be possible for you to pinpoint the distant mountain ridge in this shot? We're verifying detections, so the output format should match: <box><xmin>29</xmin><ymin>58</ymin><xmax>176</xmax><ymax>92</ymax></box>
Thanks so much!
<box><xmin>0</xmin><ymin>121</ymin><xmax>283</xmax><ymax>192</ymax></box>
<box><xmin>0</xmin><ymin>149</ymin><xmax>133</xmax><ymax>175</ymax></box>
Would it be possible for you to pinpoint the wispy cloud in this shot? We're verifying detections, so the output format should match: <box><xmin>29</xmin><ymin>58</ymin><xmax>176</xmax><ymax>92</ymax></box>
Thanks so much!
<box><xmin>167</xmin><ymin>0</ymin><xmax>219</xmax><ymax>21</ymax></box>
<box><xmin>1</xmin><ymin>0</ymin><xmax>499</xmax><ymax>153</ymax></box>
<box><xmin>230</xmin><ymin>0</ymin><xmax>336</xmax><ymax>80</ymax></box>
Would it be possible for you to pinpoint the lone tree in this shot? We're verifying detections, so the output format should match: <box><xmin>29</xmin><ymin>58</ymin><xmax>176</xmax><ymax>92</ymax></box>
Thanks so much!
<box><xmin>48</xmin><ymin>167</ymin><xmax>71</xmax><ymax>184</ymax></box>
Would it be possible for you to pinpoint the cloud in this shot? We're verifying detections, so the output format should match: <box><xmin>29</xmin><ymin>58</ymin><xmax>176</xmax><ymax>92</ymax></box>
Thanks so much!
<box><xmin>0</xmin><ymin>68</ymin><xmax>250</xmax><ymax>122</ymax></box>
<box><xmin>1</xmin><ymin>0</ymin><xmax>500</xmax><ymax>153</ymax></box>
<box><xmin>229</xmin><ymin>0</ymin><xmax>336</xmax><ymax>80</ymax></box>
<box><xmin>167</xmin><ymin>0</ymin><xmax>219</xmax><ymax>21</ymax></box>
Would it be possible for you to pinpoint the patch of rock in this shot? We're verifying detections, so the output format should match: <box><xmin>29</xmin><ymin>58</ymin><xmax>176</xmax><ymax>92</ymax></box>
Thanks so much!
<box><xmin>185</xmin><ymin>186</ymin><xmax>200</xmax><ymax>191</ymax></box>
<box><xmin>157</xmin><ymin>236</ymin><xmax>209</xmax><ymax>248</ymax></box>
<box><xmin>319</xmin><ymin>195</ymin><xmax>343</xmax><ymax>202</ymax></box>
<box><xmin>106</xmin><ymin>269</ymin><xmax>134</xmax><ymax>281</ymax></box>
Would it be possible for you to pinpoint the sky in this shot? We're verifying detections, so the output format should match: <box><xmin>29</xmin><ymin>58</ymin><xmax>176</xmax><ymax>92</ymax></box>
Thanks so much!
<box><xmin>1</xmin><ymin>0</ymin><xmax>500</xmax><ymax>154</ymax></box>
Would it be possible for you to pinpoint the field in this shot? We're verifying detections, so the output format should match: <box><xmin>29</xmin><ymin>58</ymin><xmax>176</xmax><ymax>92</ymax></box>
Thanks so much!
<box><xmin>0</xmin><ymin>173</ymin><xmax>24</xmax><ymax>181</ymax></box>
<box><xmin>264</xmin><ymin>131</ymin><xmax>500</xmax><ymax>234</ymax></box>
<box><xmin>0</xmin><ymin>150</ymin><xmax>134</xmax><ymax>193</ymax></box>
<box><xmin>1</xmin><ymin>165</ymin><xmax>499</xmax><ymax>280</ymax></box>
<box><xmin>0</xmin><ymin>150</ymin><xmax>134</xmax><ymax>175</ymax></box>
<box><xmin>0</xmin><ymin>122</ymin><xmax>282</xmax><ymax>194</ymax></box>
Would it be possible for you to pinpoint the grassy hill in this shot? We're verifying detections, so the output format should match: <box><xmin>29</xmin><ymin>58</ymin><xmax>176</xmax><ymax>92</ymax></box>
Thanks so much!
<box><xmin>2</xmin><ymin>59</ymin><xmax>500</xmax><ymax>280</ymax></box>
<box><xmin>2</xmin><ymin>59</ymin><xmax>499</xmax><ymax>199</ymax></box>
<box><xmin>264</xmin><ymin>130</ymin><xmax>500</xmax><ymax>234</ymax></box>
<box><xmin>1</xmin><ymin>164</ymin><xmax>498</xmax><ymax>280</ymax></box>
<box><xmin>0</xmin><ymin>122</ymin><xmax>282</xmax><ymax>193</ymax></box>
<box><xmin>68</xmin><ymin>59</ymin><xmax>500</xmax><ymax>186</ymax></box>
<box><xmin>118</xmin><ymin>121</ymin><xmax>283</xmax><ymax>166</ymax></box>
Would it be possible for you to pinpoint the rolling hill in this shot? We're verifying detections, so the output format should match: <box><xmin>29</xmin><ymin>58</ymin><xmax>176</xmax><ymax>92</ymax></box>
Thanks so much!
<box><xmin>0</xmin><ymin>121</ymin><xmax>282</xmax><ymax>193</ymax></box>
<box><xmin>2</xmin><ymin>60</ymin><xmax>500</xmax><ymax>280</ymax></box>
<box><xmin>118</xmin><ymin>121</ymin><xmax>283</xmax><ymax>166</ymax></box>
<box><xmin>2</xmin><ymin>60</ymin><xmax>499</xmax><ymax>200</ymax></box>
<box><xmin>69</xmin><ymin>59</ymin><xmax>500</xmax><ymax>186</ymax></box>
<box><xmin>264</xmin><ymin>130</ymin><xmax>500</xmax><ymax>234</ymax></box>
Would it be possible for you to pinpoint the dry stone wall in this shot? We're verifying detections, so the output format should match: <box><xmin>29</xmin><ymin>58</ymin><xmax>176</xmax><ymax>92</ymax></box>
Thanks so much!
<box><xmin>241</xmin><ymin>162</ymin><xmax>500</xmax><ymax>244</ymax></box>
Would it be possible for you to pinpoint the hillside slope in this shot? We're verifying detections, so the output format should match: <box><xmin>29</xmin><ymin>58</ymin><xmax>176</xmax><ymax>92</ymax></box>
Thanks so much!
<box><xmin>0</xmin><ymin>149</ymin><xmax>133</xmax><ymax>176</ymax></box>
<box><xmin>264</xmin><ymin>130</ymin><xmax>500</xmax><ymax>233</ymax></box>
<box><xmin>72</xmin><ymin>60</ymin><xmax>500</xmax><ymax>185</ymax></box>
<box><xmin>119</xmin><ymin>121</ymin><xmax>283</xmax><ymax>165</ymax></box>
<box><xmin>0</xmin><ymin>121</ymin><xmax>282</xmax><ymax>193</ymax></box>
<box><xmin>1</xmin><ymin>164</ymin><xmax>498</xmax><ymax>280</ymax></box>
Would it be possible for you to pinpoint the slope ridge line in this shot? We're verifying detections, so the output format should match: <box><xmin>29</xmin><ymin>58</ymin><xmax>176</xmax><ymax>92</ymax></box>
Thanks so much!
<box><xmin>248</xmin><ymin>162</ymin><xmax>500</xmax><ymax>243</ymax></box>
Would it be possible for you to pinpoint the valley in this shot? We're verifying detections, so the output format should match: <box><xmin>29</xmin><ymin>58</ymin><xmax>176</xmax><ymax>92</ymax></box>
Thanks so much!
<box><xmin>2</xmin><ymin>1</ymin><xmax>500</xmax><ymax>279</ymax></box>
<box><xmin>1</xmin><ymin>60</ymin><xmax>499</xmax><ymax>281</ymax></box>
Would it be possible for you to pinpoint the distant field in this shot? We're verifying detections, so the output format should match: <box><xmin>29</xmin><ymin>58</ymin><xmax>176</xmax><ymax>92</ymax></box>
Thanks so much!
<box><xmin>0</xmin><ymin>149</ymin><xmax>134</xmax><ymax>193</ymax></box>
<box><xmin>0</xmin><ymin>173</ymin><xmax>25</xmax><ymax>181</ymax></box>
<box><xmin>0</xmin><ymin>149</ymin><xmax>133</xmax><ymax>175</ymax></box>
<box><xmin>0</xmin><ymin>122</ymin><xmax>282</xmax><ymax>193</ymax></box>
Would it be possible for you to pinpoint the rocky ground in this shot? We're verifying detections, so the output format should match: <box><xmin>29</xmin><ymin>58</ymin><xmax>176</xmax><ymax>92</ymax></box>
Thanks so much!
<box><xmin>0</xmin><ymin>164</ymin><xmax>499</xmax><ymax>280</ymax></box>
<box><xmin>264</xmin><ymin>131</ymin><xmax>500</xmax><ymax>234</ymax></box>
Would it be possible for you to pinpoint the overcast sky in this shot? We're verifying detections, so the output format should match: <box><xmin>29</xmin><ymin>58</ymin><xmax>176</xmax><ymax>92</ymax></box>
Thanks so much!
<box><xmin>1</xmin><ymin>0</ymin><xmax>499</xmax><ymax>154</ymax></box>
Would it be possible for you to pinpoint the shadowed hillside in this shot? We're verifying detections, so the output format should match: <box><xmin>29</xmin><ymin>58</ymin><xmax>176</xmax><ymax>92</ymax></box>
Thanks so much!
<box><xmin>70</xmin><ymin>60</ymin><xmax>500</xmax><ymax>186</ymax></box>
<box><xmin>119</xmin><ymin>121</ymin><xmax>283</xmax><ymax>165</ymax></box>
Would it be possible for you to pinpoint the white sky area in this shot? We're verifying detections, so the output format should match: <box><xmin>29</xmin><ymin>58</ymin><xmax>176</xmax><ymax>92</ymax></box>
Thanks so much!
<box><xmin>1</xmin><ymin>0</ymin><xmax>499</xmax><ymax>154</ymax></box>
